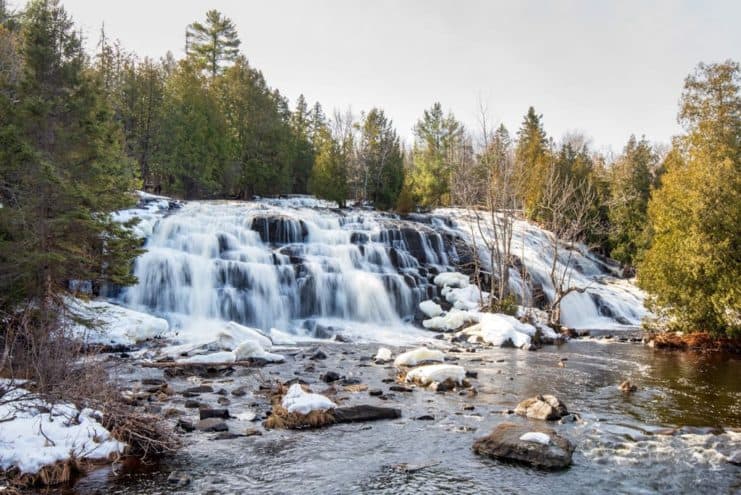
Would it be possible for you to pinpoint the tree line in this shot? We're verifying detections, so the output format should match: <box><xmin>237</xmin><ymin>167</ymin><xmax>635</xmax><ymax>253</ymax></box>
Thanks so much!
<box><xmin>0</xmin><ymin>1</ymin><xmax>738</xmax><ymax>338</ymax></box>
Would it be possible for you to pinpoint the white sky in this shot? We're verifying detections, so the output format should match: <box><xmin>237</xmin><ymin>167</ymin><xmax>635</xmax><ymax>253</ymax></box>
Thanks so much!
<box><xmin>16</xmin><ymin>0</ymin><xmax>741</xmax><ymax>153</ymax></box>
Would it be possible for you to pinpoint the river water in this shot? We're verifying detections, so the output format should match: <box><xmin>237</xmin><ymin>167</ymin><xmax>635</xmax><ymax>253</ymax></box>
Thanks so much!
<box><xmin>73</xmin><ymin>339</ymin><xmax>740</xmax><ymax>495</ymax></box>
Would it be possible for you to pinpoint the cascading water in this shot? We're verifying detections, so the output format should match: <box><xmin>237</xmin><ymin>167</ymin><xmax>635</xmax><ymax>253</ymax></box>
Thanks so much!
<box><xmin>121</xmin><ymin>199</ymin><xmax>455</xmax><ymax>337</ymax></box>
<box><xmin>120</xmin><ymin>196</ymin><xmax>646</xmax><ymax>340</ymax></box>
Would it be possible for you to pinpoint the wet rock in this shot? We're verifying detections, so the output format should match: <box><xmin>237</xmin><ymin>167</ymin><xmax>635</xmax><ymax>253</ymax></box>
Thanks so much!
<box><xmin>341</xmin><ymin>377</ymin><xmax>362</xmax><ymax>386</ymax></box>
<box><xmin>618</xmin><ymin>380</ymin><xmax>637</xmax><ymax>393</ymax></box>
<box><xmin>514</xmin><ymin>395</ymin><xmax>569</xmax><ymax>421</ymax></box>
<box><xmin>231</xmin><ymin>386</ymin><xmax>249</xmax><ymax>397</ymax></box>
<box><xmin>473</xmin><ymin>422</ymin><xmax>574</xmax><ymax>469</ymax></box>
<box><xmin>465</xmin><ymin>371</ymin><xmax>478</xmax><ymax>379</ymax></box>
<box><xmin>244</xmin><ymin>428</ymin><xmax>263</xmax><ymax>437</ymax></box>
<box><xmin>142</xmin><ymin>378</ymin><xmax>166</xmax><ymax>386</ymax></box>
<box><xmin>197</xmin><ymin>418</ymin><xmax>229</xmax><ymax>432</ymax></box>
<box><xmin>333</xmin><ymin>405</ymin><xmax>402</xmax><ymax>423</ymax></box>
<box><xmin>200</xmin><ymin>408</ymin><xmax>230</xmax><ymax>420</ymax></box>
<box><xmin>389</xmin><ymin>385</ymin><xmax>414</xmax><ymax>393</ymax></box>
<box><xmin>213</xmin><ymin>432</ymin><xmax>244</xmax><ymax>440</ymax></box>
<box><xmin>558</xmin><ymin>413</ymin><xmax>582</xmax><ymax>424</ymax></box>
<box><xmin>184</xmin><ymin>385</ymin><xmax>214</xmax><ymax>395</ymax></box>
<box><xmin>369</xmin><ymin>389</ymin><xmax>383</xmax><ymax>396</ymax></box>
<box><xmin>167</xmin><ymin>471</ymin><xmax>191</xmax><ymax>488</ymax></box>
<box><xmin>415</xmin><ymin>415</ymin><xmax>435</xmax><ymax>421</ymax></box>
<box><xmin>322</xmin><ymin>371</ymin><xmax>341</xmax><ymax>383</ymax></box>
<box><xmin>217</xmin><ymin>397</ymin><xmax>231</xmax><ymax>406</ymax></box>
<box><xmin>176</xmin><ymin>418</ymin><xmax>195</xmax><ymax>432</ymax></box>
<box><xmin>310</xmin><ymin>349</ymin><xmax>328</xmax><ymax>360</ymax></box>
<box><xmin>184</xmin><ymin>400</ymin><xmax>202</xmax><ymax>409</ymax></box>
<box><xmin>728</xmin><ymin>451</ymin><xmax>741</xmax><ymax>466</ymax></box>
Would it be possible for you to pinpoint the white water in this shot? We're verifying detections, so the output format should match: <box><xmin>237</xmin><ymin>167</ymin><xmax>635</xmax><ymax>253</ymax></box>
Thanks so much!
<box><xmin>118</xmin><ymin>197</ymin><xmax>646</xmax><ymax>341</ymax></box>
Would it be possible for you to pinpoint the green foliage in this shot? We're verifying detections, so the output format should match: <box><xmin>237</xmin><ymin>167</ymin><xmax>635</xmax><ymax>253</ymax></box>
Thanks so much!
<box><xmin>608</xmin><ymin>135</ymin><xmax>656</xmax><ymax>265</ymax></box>
<box><xmin>411</xmin><ymin>102</ymin><xmax>464</xmax><ymax>207</ymax></box>
<box><xmin>358</xmin><ymin>108</ymin><xmax>404</xmax><ymax>210</ymax></box>
<box><xmin>0</xmin><ymin>0</ymin><xmax>140</xmax><ymax>311</ymax></box>
<box><xmin>638</xmin><ymin>60</ymin><xmax>740</xmax><ymax>337</ymax></box>
<box><xmin>308</xmin><ymin>125</ymin><xmax>348</xmax><ymax>207</ymax></box>
<box><xmin>515</xmin><ymin>106</ymin><xmax>550</xmax><ymax>217</ymax></box>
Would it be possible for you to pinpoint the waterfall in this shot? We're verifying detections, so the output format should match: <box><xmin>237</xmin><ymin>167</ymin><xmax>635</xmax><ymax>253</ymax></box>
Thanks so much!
<box><xmin>120</xmin><ymin>197</ymin><xmax>646</xmax><ymax>338</ymax></box>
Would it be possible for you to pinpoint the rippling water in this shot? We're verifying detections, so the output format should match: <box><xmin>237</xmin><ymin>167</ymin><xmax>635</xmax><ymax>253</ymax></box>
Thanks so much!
<box><xmin>71</xmin><ymin>339</ymin><xmax>740</xmax><ymax>495</ymax></box>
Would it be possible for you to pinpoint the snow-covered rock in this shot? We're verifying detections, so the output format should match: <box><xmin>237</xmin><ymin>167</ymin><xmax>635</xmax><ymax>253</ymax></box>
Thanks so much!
<box><xmin>215</xmin><ymin>321</ymin><xmax>273</xmax><ymax>351</ymax></box>
<box><xmin>422</xmin><ymin>308</ymin><xmax>476</xmax><ymax>331</ymax></box>
<box><xmin>460</xmin><ymin>313</ymin><xmax>536</xmax><ymax>348</ymax></box>
<box><xmin>405</xmin><ymin>364</ymin><xmax>465</xmax><ymax>386</ymax></box>
<box><xmin>68</xmin><ymin>298</ymin><xmax>170</xmax><ymax>345</ymax></box>
<box><xmin>419</xmin><ymin>300</ymin><xmax>443</xmax><ymax>318</ymax></box>
<box><xmin>268</xmin><ymin>327</ymin><xmax>297</xmax><ymax>346</ymax></box>
<box><xmin>281</xmin><ymin>384</ymin><xmax>336</xmax><ymax>414</ymax></box>
<box><xmin>0</xmin><ymin>388</ymin><xmax>125</xmax><ymax>475</ymax></box>
<box><xmin>520</xmin><ymin>432</ymin><xmax>551</xmax><ymax>445</ymax></box>
<box><xmin>433</xmin><ymin>272</ymin><xmax>470</xmax><ymax>289</ymax></box>
<box><xmin>393</xmin><ymin>347</ymin><xmax>445</xmax><ymax>367</ymax></box>
<box><xmin>375</xmin><ymin>347</ymin><xmax>392</xmax><ymax>363</ymax></box>
<box><xmin>179</xmin><ymin>351</ymin><xmax>236</xmax><ymax>364</ymax></box>
<box><xmin>442</xmin><ymin>285</ymin><xmax>484</xmax><ymax>311</ymax></box>
<box><xmin>233</xmin><ymin>340</ymin><xmax>284</xmax><ymax>362</ymax></box>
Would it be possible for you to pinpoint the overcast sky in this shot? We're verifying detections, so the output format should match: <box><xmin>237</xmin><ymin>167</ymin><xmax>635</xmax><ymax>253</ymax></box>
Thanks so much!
<box><xmin>21</xmin><ymin>0</ymin><xmax>741</xmax><ymax>153</ymax></box>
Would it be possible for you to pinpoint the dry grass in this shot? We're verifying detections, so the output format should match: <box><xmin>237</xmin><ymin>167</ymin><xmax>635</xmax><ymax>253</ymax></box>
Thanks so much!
<box><xmin>5</xmin><ymin>458</ymin><xmax>85</xmax><ymax>489</ymax></box>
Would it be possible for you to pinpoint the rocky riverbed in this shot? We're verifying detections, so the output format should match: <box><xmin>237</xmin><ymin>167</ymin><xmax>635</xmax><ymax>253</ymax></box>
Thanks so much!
<box><xmin>67</xmin><ymin>337</ymin><xmax>741</xmax><ymax>495</ymax></box>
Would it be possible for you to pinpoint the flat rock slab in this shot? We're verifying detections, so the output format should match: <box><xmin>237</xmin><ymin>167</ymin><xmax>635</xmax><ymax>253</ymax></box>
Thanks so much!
<box><xmin>333</xmin><ymin>405</ymin><xmax>402</xmax><ymax>423</ymax></box>
<box><xmin>197</xmin><ymin>418</ymin><xmax>229</xmax><ymax>432</ymax></box>
<box><xmin>514</xmin><ymin>395</ymin><xmax>569</xmax><ymax>420</ymax></box>
<box><xmin>473</xmin><ymin>422</ymin><xmax>574</xmax><ymax>469</ymax></box>
<box><xmin>199</xmin><ymin>408</ymin><xmax>230</xmax><ymax>420</ymax></box>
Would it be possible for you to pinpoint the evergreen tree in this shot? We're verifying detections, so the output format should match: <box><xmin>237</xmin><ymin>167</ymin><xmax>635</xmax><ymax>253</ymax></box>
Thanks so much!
<box><xmin>0</xmin><ymin>0</ymin><xmax>140</xmax><ymax>312</ymax></box>
<box><xmin>157</xmin><ymin>58</ymin><xmax>227</xmax><ymax>197</ymax></box>
<box><xmin>309</xmin><ymin>124</ymin><xmax>348</xmax><ymax>207</ymax></box>
<box><xmin>358</xmin><ymin>108</ymin><xmax>404</xmax><ymax>209</ymax></box>
<box><xmin>289</xmin><ymin>94</ymin><xmax>314</xmax><ymax>193</ymax></box>
<box><xmin>186</xmin><ymin>9</ymin><xmax>240</xmax><ymax>78</ymax></box>
<box><xmin>515</xmin><ymin>106</ymin><xmax>550</xmax><ymax>217</ymax></box>
<box><xmin>608</xmin><ymin>135</ymin><xmax>656</xmax><ymax>265</ymax></box>
<box><xmin>638</xmin><ymin>61</ymin><xmax>740</xmax><ymax>337</ymax></box>
<box><xmin>411</xmin><ymin>102</ymin><xmax>464</xmax><ymax>207</ymax></box>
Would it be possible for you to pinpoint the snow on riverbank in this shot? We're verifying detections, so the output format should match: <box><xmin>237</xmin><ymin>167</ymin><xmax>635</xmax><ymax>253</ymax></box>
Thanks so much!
<box><xmin>0</xmin><ymin>387</ymin><xmax>124</xmax><ymax>475</ymax></box>
<box><xmin>68</xmin><ymin>298</ymin><xmax>171</xmax><ymax>345</ymax></box>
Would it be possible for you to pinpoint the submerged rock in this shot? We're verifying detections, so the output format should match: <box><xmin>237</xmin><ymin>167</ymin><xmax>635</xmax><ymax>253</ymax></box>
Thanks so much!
<box><xmin>197</xmin><ymin>418</ymin><xmax>229</xmax><ymax>432</ymax></box>
<box><xmin>619</xmin><ymin>380</ymin><xmax>637</xmax><ymax>393</ymax></box>
<box><xmin>473</xmin><ymin>422</ymin><xmax>574</xmax><ymax>469</ymax></box>
<box><xmin>333</xmin><ymin>405</ymin><xmax>401</xmax><ymax>423</ymax></box>
<box><xmin>514</xmin><ymin>395</ymin><xmax>569</xmax><ymax>420</ymax></box>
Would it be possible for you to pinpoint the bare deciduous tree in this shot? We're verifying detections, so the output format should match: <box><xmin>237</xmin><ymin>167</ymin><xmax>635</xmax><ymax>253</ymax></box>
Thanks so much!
<box><xmin>538</xmin><ymin>165</ymin><xmax>600</xmax><ymax>326</ymax></box>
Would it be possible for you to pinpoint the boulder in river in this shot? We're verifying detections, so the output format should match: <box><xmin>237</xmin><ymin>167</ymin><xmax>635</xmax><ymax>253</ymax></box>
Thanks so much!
<box><xmin>514</xmin><ymin>395</ymin><xmax>569</xmax><ymax>420</ymax></box>
<box><xmin>618</xmin><ymin>380</ymin><xmax>637</xmax><ymax>393</ymax></box>
<box><xmin>473</xmin><ymin>422</ymin><xmax>574</xmax><ymax>469</ymax></box>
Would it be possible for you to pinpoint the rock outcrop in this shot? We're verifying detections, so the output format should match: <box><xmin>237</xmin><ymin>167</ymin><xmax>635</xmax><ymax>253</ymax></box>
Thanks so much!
<box><xmin>473</xmin><ymin>422</ymin><xmax>574</xmax><ymax>469</ymax></box>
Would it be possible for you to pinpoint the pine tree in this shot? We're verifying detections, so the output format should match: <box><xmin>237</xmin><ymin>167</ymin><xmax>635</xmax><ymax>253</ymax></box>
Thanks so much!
<box><xmin>0</xmin><ymin>0</ymin><xmax>140</xmax><ymax>312</ymax></box>
<box><xmin>608</xmin><ymin>135</ymin><xmax>656</xmax><ymax>265</ymax></box>
<box><xmin>186</xmin><ymin>10</ymin><xmax>241</xmax><ymax>79</ymax></box>
<box><xmin>515</xmin><ymin>106</ymin><xmax>550</xmax><ymax>218</ymax></box>
<box><xmin>638</xmin><ymin>61</ymin><xmax>740</xmax><ymax>337</ymax></box>
<box><xmin>289</xmin><ymin>94</ymin><xmax>315</xmax><ymax>193</ymax></box>
<box><xmin>358</xmin><ymin>108</ymin><xmax>404</xmax><ymax>209</ymax></box>
<box><xmin>411</xmin><ymin>102</ymin><xmax>464</xmax><ymax>207</ymax></box>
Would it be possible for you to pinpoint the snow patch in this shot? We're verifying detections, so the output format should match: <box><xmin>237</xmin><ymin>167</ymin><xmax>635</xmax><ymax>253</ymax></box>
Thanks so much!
<box><xmin>0</xmin><ymin>389</ymin><xmax>125</xmax><ymax>475</ymax></box>
<box><xmin>422</xmin><ymin>308</ymin><xmax>476</xmax><ymax>331</ymax></box>
<box><xmin>375</xmin><ymin>347</ymin><xmax>392</xmax><ymax>362</ymax></box>
<box><xmin>419</xmin><ymin>300</ymin><xmax>443</xmax><ymax>318</ymax></box>
<box><xmin>461</xmin><ymin>313</ymin><xmax>535</xmax><ymax>348</ymax></box>
<box><xmin>68</xmin><ymin>298</ymin><xmax>170</xmax><ymax>345</ymax></box>
<box><xmin>281</xmin><ymin>384</ymin><xmax>336</xmax><ymax>415</ymax></box>
<box><xmin>405</xmin><ymin>364</ymin><xmax>465</xmax><ymax>386</ymax></box>
<box><xmin>433</xmin><ymin>272</ymin><xmax>470</xmax><ymax>289</ymax></box>
<box><xmin>393</xmin><ymin>347</ymin><xmax>445</xmax><ymax>367</ymax></box>
<box><xmin>520</xmin><ymin>431</ymin><xmax>551</xmax><ymax>445</ymax></box>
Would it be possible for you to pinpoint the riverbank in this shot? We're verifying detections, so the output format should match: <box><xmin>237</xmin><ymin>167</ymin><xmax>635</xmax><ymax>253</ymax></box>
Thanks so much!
<box><xmin>647</xmin><ymin>332</ymin><xmax>741</xmax><ymax>354</ymax></box>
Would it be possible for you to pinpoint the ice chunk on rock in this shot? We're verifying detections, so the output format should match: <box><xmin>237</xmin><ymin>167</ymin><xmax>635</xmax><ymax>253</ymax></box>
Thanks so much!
<box><xmin>375</xmin><ymin>347</ymin><xmax>392</xmax><ymax>363</ymax></box>
<box><xmin>422</xmin><ymin>308</ymin><xmax>476</xmax><ymax>332</ymax></box>
<box><xmin>393</xmin><ymin>347</ymin><xmax>445</xmax><ymax>367</ymax></box>
<box><xmin>460</xmin><ymin>313</ymin><xmax>535</xmax><ymax>348</ymax></box>
<box><xmin>282</xmin><ymin>384</ymin><xmax>336</xmax><ymax>414</ymax></box>
<box><xmin>433</xmin><ymin>272</ymin><xmax>470</xmax><ymax>289</ymax></box>
<box><xmin>405</xmin><ymin>364</ymin><xmax>465</xmax><ymax>386</ymax></box>
<box><xmin>234</xmin><ymin>340</ymin><xmax>284</xmax><ymax>362</ymax></box>
<box><xmin>419</xmin><ymin>300</ymin><xmax>443</xmax><ymax>318</ymax></box>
